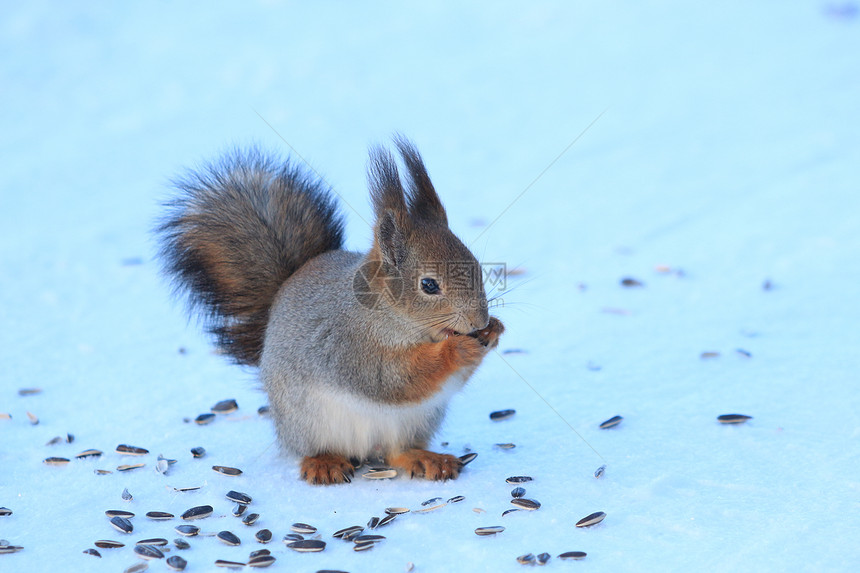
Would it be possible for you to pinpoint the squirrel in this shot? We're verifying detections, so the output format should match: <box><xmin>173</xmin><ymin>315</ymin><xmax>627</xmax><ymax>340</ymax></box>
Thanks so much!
<box><xmin>157</xmin><ymin>136</ymin><xmax>503</xmax><ymax>485</ymax></box>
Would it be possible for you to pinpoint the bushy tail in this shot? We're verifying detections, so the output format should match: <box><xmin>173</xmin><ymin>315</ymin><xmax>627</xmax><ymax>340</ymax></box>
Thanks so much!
<box><xmin>157</xmin><ymin>149</ymin><xmax>345</xmax><ymax>366</ymax></box>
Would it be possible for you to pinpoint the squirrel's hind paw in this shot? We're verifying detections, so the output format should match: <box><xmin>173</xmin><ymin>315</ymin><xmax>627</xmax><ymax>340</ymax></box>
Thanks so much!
<box><xmin>389</xmin><ymin>449</ymin><xmax>462</xmax><ymax>481</ymax></box>
<box><xmin>300</xmin><ymin>453</ymin><xmax>355</xmax><ymax>485</ymax></box>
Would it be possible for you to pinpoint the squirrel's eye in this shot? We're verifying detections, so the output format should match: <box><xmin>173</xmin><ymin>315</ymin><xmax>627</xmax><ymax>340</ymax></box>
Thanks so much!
<box><xmin>421</xmin><ymin>277</ymin><xmax>441</xmax><ymax>295</ymax></box>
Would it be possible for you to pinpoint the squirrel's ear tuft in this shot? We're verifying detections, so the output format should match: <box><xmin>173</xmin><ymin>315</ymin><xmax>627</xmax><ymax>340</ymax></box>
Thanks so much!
<box><xmin>368</xmin><ymin>144</ymin><xmax>408</xmax><ymax>221</ymax></box>
<box><xmin>394</xmin><ymin>136</ymin><xmax>448</xmax><ymax>226</ymax></box>
<box><xmin>377</xmin><ymin>209</ymin><xmax>407</xmax><ymax>270</ymax></box>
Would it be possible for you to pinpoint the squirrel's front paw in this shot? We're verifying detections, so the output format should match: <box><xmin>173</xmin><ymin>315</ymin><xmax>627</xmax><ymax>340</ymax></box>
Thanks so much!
<box><xmin>388</xmin><ymin>449</ymin><xmax>462</xmax><ymax>481</ymax></box>
<box><xmin>300</xmin><ymin>453</ymin><xmax>354</xmax><ymax>485</ymax></box>
<box><xmin>470</xmin><ymin>316</ymin><xmax>504</xmax><ymax>349</ymax></box>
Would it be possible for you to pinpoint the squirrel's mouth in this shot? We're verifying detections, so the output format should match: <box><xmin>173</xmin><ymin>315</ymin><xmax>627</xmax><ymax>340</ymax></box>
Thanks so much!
<box><xmin>442</xmin><ymin>328</ymin><xmax>460</xmax><ymax>338</ymax></box>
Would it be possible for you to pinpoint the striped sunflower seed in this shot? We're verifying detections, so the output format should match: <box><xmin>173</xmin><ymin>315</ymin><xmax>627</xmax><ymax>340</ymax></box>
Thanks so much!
<box><xmin>116</xmin><ymin>444</ymin><xmax>149</xmax><ymax>456</ymax></box>
<box><xmin>173</xmin><ymin>539</ymin><xmax>190</xmax><ymax>549</ymax></box>
<box><xmin>105</xmin><ymin>510</ymin><xmax>135</xmax><ymax>518</ymax></box>
<box><xmin>215</xmin><ymin>560</ymin><xmax>246</xmax><ymax>567</ymax></box>
<box><xmin>190</xmin><ymin>447</ymin><xmax>206</xmax><ymax>458</ymax></box>
<box><xmin>490</xmin><ymin>409</ymin><xmax>516</xmax><ymax>421</ymax></box>
<box><xmin>367</xmin><ymin>516</ymin><xmax>379</xmax><ymax>529</ymax></box>
<box><xmin>134</xmin><ymin>544</ymin><xmax>165</xmax><ymax>560</ymax></box>
<box><xmin>166</xmin><ymin>555</ymin><xmax>188</xmax><ymax>571</ymax></box>
<box><xmin>502</xmin><ymin>509</ymin><xmax>521</xmax><ymax>517</ymax></box>
<box><xmin>122</xmin><ymin>488</ymin><xmax>133</xmax><ymax>501</ymax></box>
<box><xmin>286</xmin><ymin>539</ymin><xmax>326</xmax><ymax>552</ymax></box>
<box><xmin>181</xmin><ymin>505</ymin><xmax>213</xmax><ymax>520</ymax></box>
<box><xmin>599</xmin><ymin>415</ymin><xmax>623</xmax><ymax>429</ymax></box>
<box><xmin>511</xmin><ymin>487</ymin><xmax>525</xmax><ymax>498</ymax></box>
<box><xmin>516</xmin><ymin>553</ymin><xmax>535</xmax><ymax>564</ymax></box>
<box><xmin>459</xmin><ymin>452</ymin><xmax>478</xmax><ymax>466</ymax></box>
<box><xmin>43</xmin><ymin>457</ymin><xmax>70</xmax><ymax>466</ymax></box>
<box><xmin>353</xmin><ymin>534</ymin><xmax>385</xmax><ymax>545</ymax></box>
<box><xmin>136</xmin><ymin>538</ymin><xmax>168</xmax><ymax>546</ymax></box>
<box><xmin>494</xmin><ymin>443</ymin><xmax>516</xmax><ymax>449</ymax></box>
<box><xmin>232</xmin><ymin>504</ymin><xmax>248</xmax><ymax>517</ymax></box>
<box><xmin>75</xmin><ymin>449</ymin><xmax>103</xmax><ymax>459</ymax></box>
<box><xmin>212</xmin><ymin>399</ymin><xmax>238</xmax><ymax>413</ymax></box>
<box><xmin>282</xmin><ymin>534</ymin><xmax>303</xmax><ymax>542</ymax></box>
<box><xmin>421</xmin><ymin>497</ymin><xmax>443</xmax><ymax>506</ymax></box>
<box><xmin>594</xmin><ymin>464</ymin><xmax>606</xmax><ymax>479</ymax></box>
<box><xmin>226</xmin><ymin>491</ymin><xmax>252</xmax><ymax>504</ymax></box>
<box><xmin>575</xmin><ymin>511</ymin><xmax>606</xmax><ymax>528</ymax></box>
<box><xmin>511</xmin><ymin>498</ymin><xmax>540</xmax><ymax>511</ymax></box>
<box><xmin>506</xmin><ymin>476</ymin><xmax>533</xmax><ymax>484</ymax></box>
<box><xmin>174</xmin><ymin>525</ymin><xmax>200</xmax><ymax>537</ymax></box>
<box><xmin>717</xmin><ymin>414</ymin><xmax>752</xmax><ymax>424</ymax></box>
<box><xmin>242</xmin><ymin>513</ymin><xmax>260</xmax><ymax>526</ymax></box>
<box><xmin>332</xmin><ymin>526</ymin><xmax>363</xmax><ymax>539</ymax></box>
<box><xmin>195</xmin><ymin>413</ymin><xmax>215</xmax><ymax>425</ymax></box>
<box><xmin>254</xmin><ymin>529</ymin><xmax>272</xmax><ymax>543</ymax></box>
<box><xmin>558</xmin><ymin>551</ymin><xmax>587</xmax><ymax>560</ymax></box>
<box><xmin>447</xmin><ymin>495</ymin><xmax>465</xmax><ymax>504</ymax></box>
<box><xmin>94</xmin><ymin>540</ymin><xmax>125</xmax><ymax>549</ymax></box>
<box><xmin>0</xmin><ymin>546</ymin><xmax>24</xmax><ymax>554</ymax></box>
<box><xmin>117</xmin><ymin>463</ymin><xmax>145</xmax><ymax>472</ymax></box>
<box><xmin>123</xmin><ymin>562</ymin><xmax>148</xmax><ymax>573</ymax></box>
<box><xmin>378</xmin><ymin>513</ymin><xmax>397</xmax><ymax>527</ymax></box>
<box><xmin>0</xmin><ymin>508</ymin><xmax>10</xmax><ymax>516</ymax></box>
<box><xmin>217</xmin><ymin>531</ymin><xmax>241</xmax><ymax>546</ymax></box>
<box><xmin>249</xmin><ymin>549</ymin><xmax>270</xmax><ymax>558</ymax></box>
<box><xmin>146</xmin><ymin>511</ymin><xmax>174</xmax><ymax>520</ymax></box>
<box><xmin>83</xmin><ymin>548</ymin><xmax>101</xmax><ymax>558</ymax></box>
<box><xmin>290</xmin><ymin>523</ymin><xmax>316</xmax><ymax>534</ymax></box>
<box><xmin>537</xmin><ymin>552</ymin><xmax>550</xmax><ymax>565</ymax></box>
<box><xmin>212</xmin><ymin>465</ymin><xmax>243</xmax><ymax>476</ymax></box>
<box><xmin>384</xmin><ymin>507</ymin><xmax>409</xmax><ymax>515</ymax></box>
<box><xmin>247</xmin><ymin>555</ymin><xmax>276</xmax><ymax>568</ymax></box>
<box><xmin>109</xmin><ymin>516</ymin><xmax>133</xmax><ymax>534</ymax></box>
<box><xmin>475</xmin><ymin>526</ymin><xmax>505</xmax><ymax>536</ymax></box>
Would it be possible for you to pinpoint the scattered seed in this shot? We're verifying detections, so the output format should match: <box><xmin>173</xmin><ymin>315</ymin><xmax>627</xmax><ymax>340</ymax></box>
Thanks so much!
<box><xmin>502</xmin><ymin>349</ymin><xmax>527</xmax><ymax>355</ymax></box>
<box><xmin>700</xmin><ymin>351</ymin><xmax>720</xmax><ymax>359</ymax></box>
<box><xmin>257</xmin><ymin>405</ymin><xmax>270</xmax><ymax>415</ymax></box>
<box><xmin>66</xmin><ymin>433</ymin><xmax>75</xmax><ymax>443</ymax></box>
<box><xmin>217</xmin><ymin>531</ymin><xmax>241</xmax><ymax>546</ymax></box>
<box><xmin>226</xmin><ymin>491</ymin><xmax>252</xmax><ymax>505</ymax></box>
<box><xmin>717</xmin><ymin>414</ymin><xmax>753</xmax><ymax>424</ymax></box>
<box><xmin>255</xmin><ymin>529</ymin><xmax>272</xmax><ymax>543</ymax></box>
<box><xmin>377</xmin><ymin>513</ymin><xmax>397</xmax><ymax>527</ymax></box>
<box><xmin>212</xmin><ymin>399</ymin><xmax>238</xmax><ymax>414</ymax></box>
<box><xmin>122</xmin><ymin>488</ymin><xmax>133</xmax><ymax>501</ymax></box>
<box><xmin>212</xmin><ymin>465</ymin><xmax>243</xmax><ymax>476</ymax></box>
<box><xmin>45</xmin><ymin>436</ymin><xmax>63</xmax><ymax>446</ymax></box>
<box><xmin>502</xmin><ymin>509</ymin><xmax>521</xmax><ymax>517</ymax></box>
<box><xmin>232</xmin><ymin>503</ymin><xmax>248</xmax><ymax>517</ymax></box>
<box><xmin>105</xmin><ymin>510</ymin><xmax>135</xmax><ymax>518</ymax></box>
<box><xmin>110</xmin><ymin>516</ymin><xmax>134</xmax><ymax>534</ymax></box>
<box><xmin>414</xmin><ymin>500</ymin><xmax>446</xmax><ymax>513</ymax></box>
<box><xmin>353</xmin><ymin>542</ymin><xmax>375</xmax><ymax>552</ymax></box>
<box><xmin>475</xmin><ymin>526</ymin><xmax>505</xmax><ymax>536</ymax></box>
<box><xmin>511</xmin><ymin>487</ymin><xmax>525</xmax><ymax>498</ymax></box>
<box><xmin>166</xmin><ymin>555</ymin><xmax>188</xmax><ymax>571</ymax></box>
<box><xmin>506</xmin><ymin>476</ymin><xmax>533</xmax><ymax>484</ymax></box>
<box><xmin>18</xmin><ymin>388</ymin><xmax>42</xmax><ymax>396</ymax></box>
<box><xmin>511</xmin><ymin>498</ymin><xmax>541</xmax><ymax>511</ymax></box>
<box><xmin>95</xmin><ymin>540</ymin><xmax>125</xmax><ymax>549</ymax></box>
<box><xmin>94</xmin><ymin>469</ymin><xmax>113</xmax><ymax>475</ymax></box>
<box><xmin>558</xmin><ymin>551</ymin><xmax>587</xmax><ymax>560</ymax></box>
<box><xmin>736</xmin><ymin>348</ymin><xmax>752</xmax><ymax>358</ymax></box>
<box><xmin>472</xmin><ymin>508</ymin><xmax>486</xmax><ymax>514</ymax></box>
<box><xmin>124</xmin><ymin>562</ymin><xmax>148</xmax><ymax>573</ymax></box>
<box><xmin>459</xmin><ymin>453</ymin><xmax>478</xmax><ymax>466</ymax></box>
<box><xmin>26</xmin><ymin>411</ymin><xmax>39</xmax><ymax>425</ymax></box>
<box><xmin>490</xmin><ymin>409</ymin><xmax>516</xmax><ymax>421</ymax></box>
<box><xmin>575</xmin><ymin>511</ymin><xmax>606</xmax><ymax>528</ymax></box>
<box><xmin>594</xmin><ymin>464</ymin><xmax>606</xmax><ymax>479</ymax></box>
<box><xmin>181</xmin><ymin>505</ymin><xmax>213</xmax><ymax>520</ymax></box>
<box><xmin>354</xmin><ymin>534</ymin><xmax>385</xmax><ymax>545</ymax></box>
<box><xmin>362</xmin><ymin>468</ymin><xmax>397</xmax><ymax>479</ymax></box>
<box><xmin>175</xmin><ymin>525</ymin><xmax>200</xmax><ymax>537</ymax></box>
<box><xmin>286</xmin><ymin>539</ymin><xmax>326</xmax><ymax>552</ymax></box>
<box><xmin>494</xmin><ymin>443</ymin><xmax>516</xmax><ymax>449</ymax></box>
<box><xmin>384</xmin><ymin>507</ymin><xmax>409</xmax><ymax>515</ymax></box>
<box><xmin>242</xmin><ymin>513</ymin><xmax>260</xmax><ymax>526</ymax></box>
<box><xmin>173</xmin><ymin>539</ymin><xmax>190</xmax><ymax>549</ymax></box>
<box><xmin>537</xmin><ymin>552</ymin><xmax>551</xmax><ymax>565</ymax></box>
<box><xmin>447</xmin><ymin>495</ymin><xmax>465</xmax><ymax>504</ymax></box>
<box><xmin>249</xmin><ymin>549</ymin><xmax>270</xmax><ymax>558</ymax></box>
<box><xmin>0</xmin><ymin>545</ymin><xmax>24</xmax><ymax>554</ymax></box>
<box><xmin>136</xmin><ymin>538</ymin><xmax>168</xmax><ymax>547</ymax></box>
<box><xmin>215</xmin><ymin>559</ymin><xmax>247</xmax><ymax>567</ymax></box>
<box><xmin>421</xmin><ymin>497</ymin><xmax>443</xmax><ymax>506</ymax></box>
<box><xmin>599</xmin><ymin>415</ymin><xmax>623</xmax><ymax>429</ymax></box>
<box><xmin>367</xmin><ymin>516</ymin><xmax>379</xmax><ymax>529</ymax></box>
<box><xmin>333</xmin><ymin>526</ymin><xmax>364</xmax><ymax>539</ymax></box>
<box><xmin>195</xmin><ymin>413</ymin><xmax>215</xmax><ymax>425</ymax></box>
<box><xmin>516</xmin><ymin>553</ymin><xmax>535</xmax><ymax>564</ymax></box>
<box><xmin>621</xmin><ymin>277</ymin><xmax>643</xmax><ymax>287</ymax></box>
<box><xmin>173</xmin><ymin>486</ymin><xmax>201</xmax><ymax>493</ymax></box>
<box><xmin>116</xmin><ymin>444</ymin><xmax>149</xmax><ymax>456</ymax></box>
<box><xmin>83</xmin><ymin>548</ymin><xmax>102</xmax><ymax>558</ymax></box>
<box><xmin>0</xmin><ymin>508</ymin><xmax>9</xmax><ymax>517</ymax></box>
<box><xmin>282</xmin><ymin>534</ymin><xmax>304</xmax><ymax>542</ymax></box>
<box><xmin>156</xmin><ymin>459</ymin><xmax>169</xmax><ymax>475</ymax></box>
<box><xmin>146</xmin><ymin>511</ymin><xmax>174</xmax><ymax>520</ymax></box>
<box><xmin>247</xmin><ymin>555</ymin><xmax>276</xmax><ymax>568</ymax></box>
<box><xmin>75</xmin><ymin>449</ymin><xmax>103</xmax><ymax>459</ymax></box>
<box><xmin>117</xmin><ymin>463</ymin><xmax>145</xmax><ymax>472</ymax></box>
<box><xmin>43</xmin><ymin>457</ymin><xmax>70</xmax><ymax>466</ymax></box>
<box><xmin>190</xmin><ymin>447</ymin><xmax>206</xmax><ymax>458</ymax></box>
<box><xmin>287</xmin><ymin>522</ymin><xmax>315</xmax><ymax>536</ymax></box>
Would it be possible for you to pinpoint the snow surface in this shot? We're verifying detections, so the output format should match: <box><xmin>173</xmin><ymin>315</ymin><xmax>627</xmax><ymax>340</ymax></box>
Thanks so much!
<box><xmin>2</xmin><ymin>1</ymin><xmax>860</xmax><ymax>572</ymax></box>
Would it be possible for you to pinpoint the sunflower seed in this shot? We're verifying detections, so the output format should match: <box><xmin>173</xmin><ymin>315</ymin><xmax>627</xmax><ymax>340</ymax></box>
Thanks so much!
<box><xmin>26</xmin><ymin>411</ymin><xmax>39</xmax><ymax>425</ymax></box>
<box><xmin>136</xmin><ymin>538</ymin><xmax>168</xmax><ymax>547</ymax></box>
<box><xmin>511</xmin><ymin>497</ymin><xmax>540</xmax><ymax>511</ymax></box>
<box><xmin>475</xmin><ymin>526</ymin><xmax>505</xmax><ymax>536</ymax></box>
<box><xmin>353</xmin><ymin>534</ymin><xmax>385</xmax><ymax>545</ymax></box>
<box><xmin>95</xmin><ymin>540</ymin><xmax>125</xmax><ymax>549</ymax></box>
<box><xmin>599</xmin><ymin>415</ymin><xmax>623</xmax><ymax>429</ymax></box>
<box><xmin>342</xmin><ymin>528</ymin><xmax>364</xmax><ymax>541</ymax></box>
<box><xmin>215</xmin><ymin>560</ymin><xmax>246</xmax><ymax>567</ymax></box>
<box><xmin>181</xmin><ymin>505</ymin><xmax>213</xmax><ymax>520</ymax></box>
<box><xmin>621</xmin><ymin>277</ymin><xmax>643</xmax><ymax>287</ymax></box>
<box><xmin>717</xmin><ymin>414</ymin><xmax>753</xmax><ymax>424</ymax></box>
<box><xmin>494</xmin><ymin>443</ymin><xmax>516</xmax><ymax>449</ymax></box>
<box><xmin>166</xmin><ymin>555</ymin><xmax>188</xmax><ymax>571</ymax></box>
<box><xmin>384</xmin><ymin>507</ymin><xmax>409</xmax><ymax>515</ymax></box>
<box><xmin>502</xmin><ymin>508</ymin><xmax>521</xmax><ymax>517</ymax></box>
<box><xmin>117</xmin><ymin>463</ymin><xmax>145</xmax><ymax>472</ymax></box>
<box><xmin>247</xmin><ymin>555</ymin><xmax>276</xmax><ymax>568</ymax></box>
<box><xmin>366</xmin><ymin>516</ymin><xmax>380</xmax><ymax>529</ymax></box>
<box><xmin>414</xmin><ymin>500</ymin><xmax>446</xmax><ymax>513</ymax></box>
<box><xmin>242</xmin><ymin>513</ymin><xmax>260</xmax><ymax>526</ymax></box>
<box><xmin>83</xmin><ymin>548</ymin><xmax>101</xmax><ymax>558</ymax></box>
<box><xmin>105</xmin><ymin>510</ymin><xmax>135</xmax><ymax>518</ymax></box>
<box><xmin>174</xmin><ymin>525</ymin><xmax>200</xmax><ymax>537</ymax></box>
<box><xmin>212</xmin><ymin>465</ymin><xmax>243</xmax><ymax>476</ymax></box>
<box><xmin>700</xmin><ymin>351</ymin><xmax>721</xmax><ymax>359</ymax></box>
<box><xmin>286</xmin><ymin>539</ymin><xmax>326</xmax><ymax>552</ymax></box>
<box><xmin>516</xmin><ymin>553</ymin><xmax>535</xmax><ymax>564</ymax></box>
<box><xmin>94</xmin><ymin>469</ymin><xmax>113</xmax><ymax>475</ymax></box>
<box><xmin>110</xmin><ymin>516</ymin><xmax>134</xmax><ymax>534</ymax></box>
<box><xmin>362</xmin><ymin>468</ymin><xmax>397</xmax><ymax>479</ymax></box>
<box><xmin>257</xmin><ymin>405</ymin><xmax>270</xmax><ymax>415</ymax></box>
<box><xmin>226</xmin><ymin>491</ymin><xmax>252</xmax><ymax>504</ymax></box>
<box><xmin>558</xmin><ymin>551</ymin><xmax>587</xmax><ymax>560</ymax></box>
<box><xmin>594</xmin><ymin>464</ymin><xmax>606</xmax><ymax>479</ymax></box>
<box><xmin>45</xmin><ymin>436</ymin><xmax>63</xmax><ymax>446</ymax></box>
<box><xmin>506</xmin><ymin>476</ymin><xmax>533</xmax><ymax>484</ymax></box>
<box><xmin>421</xmin><ymin>497</ymin><xmax>443</xmax><ymax>506</ymax></box>
<box><xmin>447</xmin><ymin>495</ymin><xmax>465</xmax><ymax>504</ymax></box>
<box><xmin>146</xmin><ymin>511</ymin><xmax>174</xmax><ymax>520</ymax></box>
<box><xmin>75</xmin><ymin>449</ymin><xmax>103</xmax><ymax>459</ymax></box>
<box><xmin>353</xmin><ymin>542</ymin><xmax>375</xmax><ymax>552</ymax></box>
<box><xmin>377</xmin><ymin>513</ymin><xmax>397</xmax><ymax>527</ymax></box>
<box><xmin>212</xmin><ymin>399</ymin><xmax>238</xmax><ymax>414</ymax></box>
<box><xmin>537</xmin><ymin>552</ymin><xmax>551</xmax><ymax>565</ymax></box>
<box><xmin>282</xmin><ymin>533</ymin><xmax>304</xmax><ymax>542</ymax></box>
<box><xmin>249</xmin><ymin>549</ymin><xmax>270</xmax><ymax>558</ymax></box>
<box><xmin>173</xmin><ymin>539</ymin><xmax>190</xmax><ymax>549</ymax></box>
<box><xmin>575</xmin><ymin>511</ymin><xmax>606</xmax><ymax>528</ymax></box>
<box><xmin>116</xmin><ymin>444</ymin><xmax>149</xmax><ymax>456</ymax></box>
<box><xmin>18</xmin><ymin>387</ymin><xmax>41</xmax><ymax>396</ymax></box>
<box><xmin>0</xmin><ymin>545</ymin><xmax>24</xmax><ymax>554</ymax></box>
<box><xmin>232</xmin><ymin>503</ymin><xmax>248</xmax><ymax>517</ymax></box>
<box><xmin>459</xmin><ymin>452</ymin><xmax>478</xmax><ymax>466</ymax></box>
<box><xmin>217</xmin><ymin>531</ymin><xmax>241</xmax><ymax>546</ymax></box>
<box><xmin>156</xmin><ymin>459</ymin><xmax>169</xmax><ymax>475</ymax></box>
<box><xmin>122</xmin><ymin>488</ymin><xmax>133</xmax><ymax>501</ymax></box>
<box><xmin>135</xmin><ymin>547</ymin><xmax>164</xmax><ymax>563</ymax></box>
<box><xmin>511</xmin><ymin>487</ymin><xmax>525</xmax><ymax>498</ymax></box>
<box><xmin>332</xmin><ymin>526</ymin><xmax>363</xmax><ymax>539</ymax></box>
<box><xmin>173</xmin><ymin>486</ymin><xmax>201</xmax><ymax>492</ymax></box>
<box><xmin>490</xmin><ymin>409</ymin><xmax>516</xmax><ymax>421</ymax></box>
<box><xmin>287</xmin><ymin>522</ymin><xmax>314</xmax><ymax>534</ymax></box>
<box><xmin>190</xmin><ymin>447</ymin><xmax>206</xmax><ymax>458</ymax></box>
<box><xmin>195</xmin><ymin>413</ymin><xmax>215</xmax><ymax>425</ymax></box>
<box><xmin>254</xmin><ymin>529</ymin><xmax>272</xmax><ymax>543</ymax></box>
<box><xmin>0</xmin><ymin>508</ymin><xmax>9</xmax><ymax>517</ymax></box>
<box><xmin>43</xmin><ymin>457</ymin><xmax>70</xmax><ymax>466</ymax></box>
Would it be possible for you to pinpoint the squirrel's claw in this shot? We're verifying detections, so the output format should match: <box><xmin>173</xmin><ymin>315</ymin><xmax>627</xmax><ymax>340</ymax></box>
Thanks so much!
<box><xmin>300</xmin><ymin>453</ymin><xmax>354</xmax><ymax>486</ymax></box>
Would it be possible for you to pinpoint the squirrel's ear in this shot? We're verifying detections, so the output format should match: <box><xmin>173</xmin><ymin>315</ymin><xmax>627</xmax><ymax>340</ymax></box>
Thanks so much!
<box><xmin>368</xmin><ymin>144</ymin><xmax>408</xmax><ymax>219</ymax></box>
<box><xmin>394</xmin><ymin>136</ymin><xmax>448</xmax><ymax>226</ymax></box>
<box><xmin>377</xmin><ymin>209</ymin><xmax>407</xmax><ymax>270</ymax></box>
